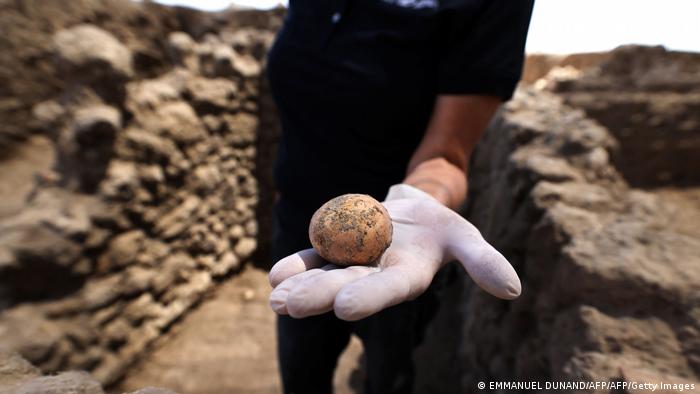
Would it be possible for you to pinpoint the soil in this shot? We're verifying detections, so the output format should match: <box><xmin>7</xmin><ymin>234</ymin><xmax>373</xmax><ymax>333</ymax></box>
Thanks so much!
<box><xmin>1</xmin><ymin>1</ymin><xmax>698</xmax><ymax>391</ymax></box>
<box><xmin>116</xmin><ymin>263</ymin><xmax>465</xmax><ymax>394</ymax></box>
<box><xmin>116</xmin><ymin>266</ymin><xmax>365</xmax><ymax>394</ymax></box>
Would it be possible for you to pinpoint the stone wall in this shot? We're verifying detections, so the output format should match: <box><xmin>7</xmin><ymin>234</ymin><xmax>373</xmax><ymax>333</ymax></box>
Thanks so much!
<box><xmin>0</xmin><ymin>0</ymin><xmax>284</xmax><ymax>156</ymax></box>
<box><xmin>0</xmin><ymin>20</ymin><xmax>277</xmax><ymax>387</ymax></box>
<box><xmin>459</xmin><ymin>87</ymin><xmax>700</xmax><ymax>391</ymax></box>
<box><xmin>2</xmin><ymin>2</ymin><xmax>699</xmax><ymax>392</ymax></box>
<box><xmin>551</xmin><ymin>45</ymin><xmax>700</xmax><ymax>188</ymax></box>
<box><xmin>1</xmin><ymin>0</ymin><xmax>179</xmax><ymax>155</ymax></box>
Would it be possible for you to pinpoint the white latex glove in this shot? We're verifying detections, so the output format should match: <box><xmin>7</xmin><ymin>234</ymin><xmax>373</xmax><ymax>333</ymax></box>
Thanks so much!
<box><xmin>269</xmin><ymin>184</ymin><xmax>521</xmax><ymax>321</ymax></box>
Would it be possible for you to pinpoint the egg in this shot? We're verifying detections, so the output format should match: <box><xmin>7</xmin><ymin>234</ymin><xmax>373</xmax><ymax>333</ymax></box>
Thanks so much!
<box><xmin>309</xmin><ymin>194</ymin><xmax>393</xmax><ymax>266</ymax></box>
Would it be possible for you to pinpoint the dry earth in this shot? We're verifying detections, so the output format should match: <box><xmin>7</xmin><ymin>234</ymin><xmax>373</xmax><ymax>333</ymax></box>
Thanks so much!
<box><xmin>1</xmin><ymin>1</ymin><xmax>699</xmax><ymax>393</ymax></box>
<box><xmin>117</xmin><ymin>266</ymin><xmax>364</xmax><ymax>394</ymax></box>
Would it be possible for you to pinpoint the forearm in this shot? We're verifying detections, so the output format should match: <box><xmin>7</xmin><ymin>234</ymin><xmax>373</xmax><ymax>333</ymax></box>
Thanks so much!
<box><xmin>403</xmin><ymin>95</ymin><xmax>500</xmax><ymax>209</ymax></box>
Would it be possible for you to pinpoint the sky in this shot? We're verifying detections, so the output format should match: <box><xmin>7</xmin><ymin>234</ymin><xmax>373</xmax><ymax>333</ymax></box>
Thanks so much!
<box><xmin>152</xmin><ymin>0</ymin><xmax>700</xmax><ymax>54</ymax></box>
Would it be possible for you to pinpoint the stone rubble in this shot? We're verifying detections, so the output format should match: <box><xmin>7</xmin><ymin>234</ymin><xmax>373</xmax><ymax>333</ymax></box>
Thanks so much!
<box><xmin>0</xmin><ymin>20</ymin><xmax>274</xmax><ymax>388</ymax></box>
<box><xmin>1</xmin><ymin>2</ymin><xmax>699</xmax><ymax>393</ymax></box>
<box><xmin>0</xmin><ymin>348</ymin><xmax>179</xmax><ymax>394</ymax></box>
<box><xmin>547</xmin><ymin>45</ymin><xmax>700</xmax><ymax>189</ymax></box>
<box><xmin>460</xmin><ymin>84</ymin><xmax>700</xmax><ymax>389</ymax></box>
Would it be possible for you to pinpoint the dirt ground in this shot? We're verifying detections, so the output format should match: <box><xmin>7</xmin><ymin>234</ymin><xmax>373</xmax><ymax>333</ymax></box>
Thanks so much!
<box><xmin>116</xmin><ymin>265</ymin><xmax>365</xmax><ymax>394</ymax></box>
<box><xmin>116</xmin><ymin>262</ymin><xmax>465</xmax><ymax>394</ymax></box>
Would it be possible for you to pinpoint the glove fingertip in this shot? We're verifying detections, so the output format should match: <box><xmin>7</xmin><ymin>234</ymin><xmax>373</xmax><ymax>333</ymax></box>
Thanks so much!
<box><xmin>334</xmin><ymin>290</ymin><xmax>366</xmax><ymax>322</ymax></box>
<box><xmin>455</xmin><ymin>245</ymin><xmax>523</xmax><ymax>300</ymax></box>
<box><xmin>269</xmin><ymin>290</ymin><xmax>289</xmax><ymax>315</ymax></box>
<box><xmin>497</xmin><ymin>278</ymin><xmax>522</xmax><ymax>300</ymax></box>
<box><xmin>269</xmin><ymin>267</ymin><xmax>289</xmax><ymax>288</ymax></box>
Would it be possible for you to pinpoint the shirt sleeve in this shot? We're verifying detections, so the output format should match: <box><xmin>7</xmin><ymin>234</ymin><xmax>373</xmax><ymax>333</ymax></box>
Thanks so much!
<box><xmin>437</xmin><ymin>0</ymin><xmax>534</xmax><ymax>101</ymax></box>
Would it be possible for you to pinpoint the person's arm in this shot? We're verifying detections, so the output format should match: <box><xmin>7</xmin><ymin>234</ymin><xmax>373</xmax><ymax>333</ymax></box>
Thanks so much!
<box><xmin>269</xmin><ymin>1</ymin><xmax>534</xmax><ymax>321</ymax></box>
<box><xmin>403</xmin><ymin>95</ymin><xmax>500</xmax><ymax>210</ymax></box>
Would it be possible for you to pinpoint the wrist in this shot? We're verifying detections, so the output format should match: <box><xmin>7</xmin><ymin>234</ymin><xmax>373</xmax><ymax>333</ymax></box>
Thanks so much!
<box><xmin>403</xmin><ymin>158</ymin><xmax>467</xmax><ymax>209</ymax></box>
<box><xmin>405</xmin><ymin>178</ymin><xmax>452</xmax><ymax>206</ymax></box>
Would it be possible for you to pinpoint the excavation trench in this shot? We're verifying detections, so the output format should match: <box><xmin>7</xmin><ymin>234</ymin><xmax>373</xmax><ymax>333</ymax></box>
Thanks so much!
<box><xmin>457</xmin><ymin>48</ymin><xmax>700</xmax><ymax>388</ymax></box>
<box><xmin>0</xmin><ymin>2</ymin><xmax>698</xmax><ymax>392</ymax></box>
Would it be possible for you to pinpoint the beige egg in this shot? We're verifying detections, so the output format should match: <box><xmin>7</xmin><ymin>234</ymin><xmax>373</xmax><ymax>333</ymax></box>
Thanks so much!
<box><xmin>309</xmin><ymin>194</ymin><xmax>393</xmax><ymax>266</ymax></box>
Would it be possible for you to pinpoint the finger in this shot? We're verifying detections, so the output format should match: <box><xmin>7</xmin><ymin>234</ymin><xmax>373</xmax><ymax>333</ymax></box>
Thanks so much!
<box><xmin>269</xmin><ymin>248</ymin><xmax>325</xmax><ymax>288</ymax></box>
<box><xmin>286</xmin><ymin>265</ymin><xmax>378</xmax><ymax>318</ymax></box>
<box><xmin>269</xmin><ymin>268</ymin><xmax>328</xmax><ymax>315</ymax></box>
<box><xmin>334</xmin><ymin>260</ymin><xmax>433</xmax><ymax>321</ymax></box>
<box><xmin>450</xmin><ymin>238</ymin><xmax>521</xmax><ymax>300</ymax></box>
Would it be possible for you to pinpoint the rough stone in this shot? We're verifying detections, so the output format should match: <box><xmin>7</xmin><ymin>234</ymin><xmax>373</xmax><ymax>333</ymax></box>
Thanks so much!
<box><xmin>166</xmin><ymin>32</ymin><xmax>197</xmax><ymax>72</ymax></box>
<box><xmin>126</xmin><ymin>78</ymin><xmax>182</xmax><ymax>110</ymax></box>
<box><xmin>214</xmin><ymin>252</ymin><xmax>240</xmax><ymax>277</ymax></box>
<box><xmin>190</xmin><ymin>164</ymin><xmax>222</xmax><ymax>191</ymax></box>
<box><xmin>518</xmin><ymin>154</ymin><xmax>584</xmax><ymax>183</ymax></box>
<box><xmin>123</xmin><ymin>293</ymin><xmax>163</xmax><ymax>324</ymax></box>
<box><xmin>0</xmin><ymin>350</ymin><xmax>177</xmax><ymax>394</ymax></box>
<box><xmin>0</xmin><ymin>191</ymin><xmax>102</xmax><ymax>301</ymax></box>
<box><xmin>97</xmin><ymin>230</ymin><xmax>145</xmax><ymax>272</ymax></box>
<box><xmin>460</xmin><ymin>87</ymin><xmax>700</xmax><ymax>390</ymax></box>
<box><xmin>138</xmin><ymin>101</ymin><xmax>206</xmax><ymax>144</ymax></box>
<box><xmin>0</xmin><ymin>2</ymin><xmax>278</xmax><ymax>387</ymax></box>
<box><xmin>152</xmin><ymin>253</ymin><xmax>196</xmax><ymax>295</ymax></box>
<box><xmin>53</xmin><ymin>24</ymin><xmax>133</xmax><ymax>80</ymax></box>
<box><xmin>104</xmin><ymin>318</ymin><xmax>131</xmax><ymax>346</ymax></box>
<box><xmin>100</xmin><ymin>160</ymin><xmax>140</xmax><ymax>200</ymax></box>
<box><xmin>213</xmin><ymin>45</ymin><xmax>262</xmax><ymax>78</ymax></box>
<box><xmin>228</xmin><ymin>224</ymin><xmax>245</xmax><ymax>241</ymax></box>
<box><xmin>186</xmin><ymin>77</ymin><xmax>239</xmax><ymax>113</ymax></box>
<box><xmin>234</xmin><ymin>237</ymin><xmax>257</xmax><ymax>258</ymax></box>
<box><xmin>223</xmin><ymin>113</ymin><xmax>258</xmax><ymax>146</ymax></box>
<box><xmin>67</xmin><ymin>346</ymin><xmax>103</xmax><ymax>371</ymax></box>
<box><xmin>119</xmin><ymin>129</ymin><xmax>180</xmax><ymax>162</ymax></box>
<box><xmin>72</xmin><ymin>106</ymin><xmax>122</xmax><ymax>138</ymax></box>
<box><xmin>31</xmin><ymin>101</ymin><xmax>66</xmax><ymax>132</ymax></box>
<box><xmin>0</xmin><ymin>349</ymin><xmax>41</xmax><ymax>387</ymax></box>
<box><xmin>0</xmin><ymin>307</ymin><xmax>62</xmax><ymax>366</ymax></box>
<box><xmin>91</xmin><ymin>353</ymin><xmax>127</xmax><ymax>387</ymax></box>
<box><xmin>9</xmin><ymin>371</ymin><xmax>105</xmax><ymax>394</ymax></box>
<box><xmin>154</xmin><ymin>196</ymin><xmax>201</xmax><ymax>239</ymax></box>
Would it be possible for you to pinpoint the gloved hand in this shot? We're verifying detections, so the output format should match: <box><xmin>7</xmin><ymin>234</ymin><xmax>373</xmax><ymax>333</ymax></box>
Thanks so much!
<box><xmin>269</xmin><ymin>184</ymin><xmax>521</xmax><ymax>321</ymax></box>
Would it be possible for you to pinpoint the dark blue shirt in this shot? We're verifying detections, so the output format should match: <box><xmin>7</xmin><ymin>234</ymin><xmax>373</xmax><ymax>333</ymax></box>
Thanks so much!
<box><xmin>267</xmin><ymin>0</ymin><xmax>534</xmax><ymax>218</ymax></box>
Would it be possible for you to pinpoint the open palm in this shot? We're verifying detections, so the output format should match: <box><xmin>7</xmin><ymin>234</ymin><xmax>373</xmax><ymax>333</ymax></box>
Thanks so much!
<box><xmin>269</xmin><ymin>186</ymin><xmax>521</xmax><ymax>321</ymax></box>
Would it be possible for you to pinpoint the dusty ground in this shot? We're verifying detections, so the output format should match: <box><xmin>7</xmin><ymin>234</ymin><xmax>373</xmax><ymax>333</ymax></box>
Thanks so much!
<box><xmin>117</xmin><ymin>265</ymin><xmax>365</xmax><ymax>394</ymax></box>
<box><xmin>116</xmin><ymin>262</ymin><xmax>465</xmax><ymax>394</ymax></box>
<box><xmin>1</xmin><ymin>3</ymin><xmax>697</xmax><ymax>390</ymax></box>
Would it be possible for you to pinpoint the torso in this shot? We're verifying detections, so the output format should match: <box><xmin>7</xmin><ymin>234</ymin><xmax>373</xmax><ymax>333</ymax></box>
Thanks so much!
<box><xmin>267</xmin><ymin>0</ymin><xmax>487</xmax><ymax>211</ymax></box>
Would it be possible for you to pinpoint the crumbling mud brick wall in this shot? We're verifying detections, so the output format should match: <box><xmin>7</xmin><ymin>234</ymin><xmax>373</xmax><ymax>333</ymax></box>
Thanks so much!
<box><xmin>552</xmin><ymin>45</ymin><xmax>700</xmax><ymax>188</ymax></box>
<box><xmin>0</xmin><ymin>0</ymin><xmax>185</xmax><ymax>155</ymax></box>
<box><xmin>459</xmin><ymin>86</ymin><xmax>700</xmax><ymax>391</ymax></box>
<box><xmin>0</xmin><ymin>0</ymin><xmax>283</xmax><ymax>155</ymax></box>
<box><xmin>0</xmin><ymin>19</ymin><xmax>278</xmax><ymax>386</ymax></box>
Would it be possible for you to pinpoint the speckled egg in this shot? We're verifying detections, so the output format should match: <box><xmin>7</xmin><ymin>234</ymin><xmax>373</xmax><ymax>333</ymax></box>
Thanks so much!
<box><xmin>309</xmin><ymin>194</ymin><xmax>393</xmax><ymax>266</ymax></box>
